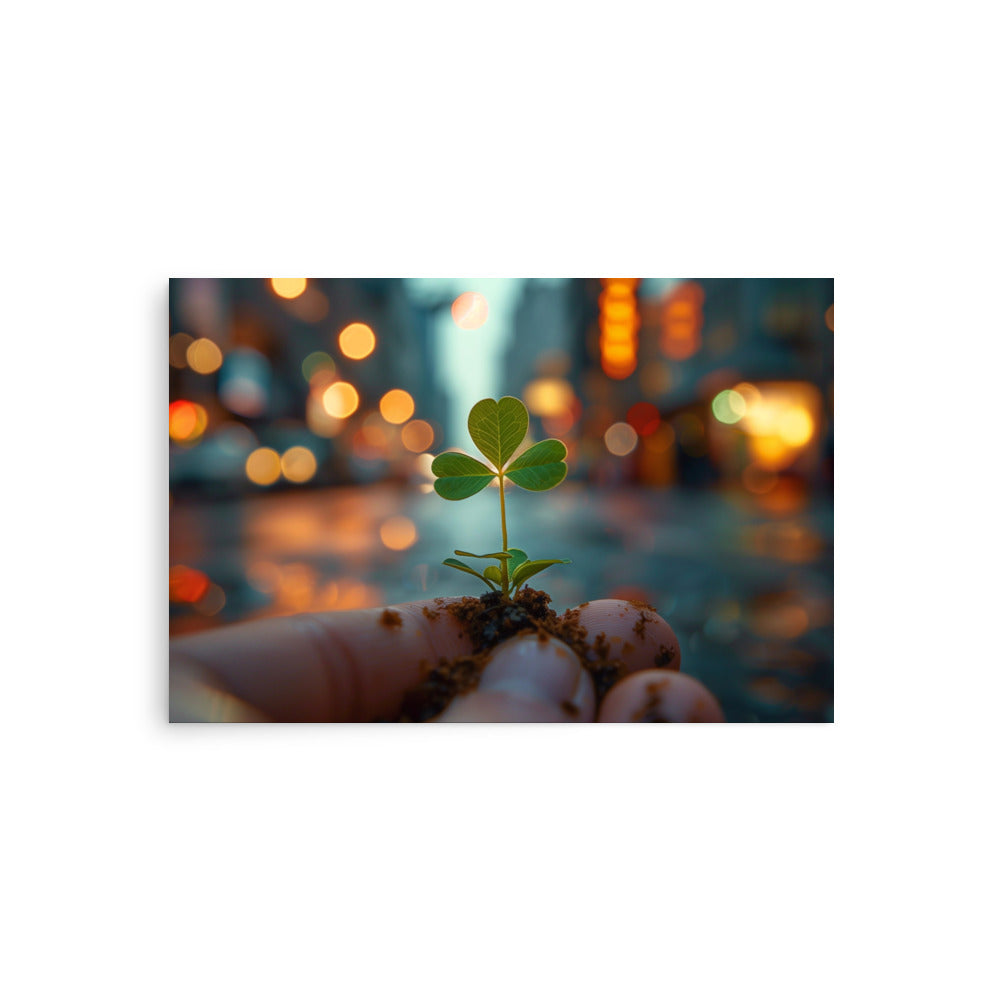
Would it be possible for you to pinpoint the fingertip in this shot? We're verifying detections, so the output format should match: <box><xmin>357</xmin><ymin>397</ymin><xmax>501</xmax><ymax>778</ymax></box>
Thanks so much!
<box><xmin>574</xmin><ymin>599</ymin><xmax>682</xmax><ymax>675</ymax></box>
<box><xmin>436</xmin><ymin>634</ymin><xmax>596</xmax><ymax>723</ymax></box>
<box><xmin>597</xmin><ymin>669</ymin><xmax>725</xmax><ymax>722</ymax></box>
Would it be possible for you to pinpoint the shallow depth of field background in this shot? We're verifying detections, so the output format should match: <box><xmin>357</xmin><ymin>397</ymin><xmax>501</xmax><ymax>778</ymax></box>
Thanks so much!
<box><xmin>169</xmin><ymin>278</ymin><xmax>834</xmax><ymax>722</ymax></box>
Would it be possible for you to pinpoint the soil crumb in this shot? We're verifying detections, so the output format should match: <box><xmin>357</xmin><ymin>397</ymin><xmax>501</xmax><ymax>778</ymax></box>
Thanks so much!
<box><xmin>421</xmin><ymin>606</ymin><xmax>440</xmax><ymax>621</ymax></box>
<box><xmin>654</xmin><ymin>643</ymin><xmax>679</xmax><ymax>669</ymax></box>
<box><xmin>397</xmin><ymin>588</ymin><xmax>631</xmax><ymax>721</ymax></box>
<box><xmin>380</xmin><ymin>609</ymin><xmax>402</xmax><ymax>629</ymax></box>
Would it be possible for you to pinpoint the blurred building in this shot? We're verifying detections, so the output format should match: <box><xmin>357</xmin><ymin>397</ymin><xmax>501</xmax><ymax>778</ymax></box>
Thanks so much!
<box><xmin>169</xmin><ymin>278</ymin><xmax>450</xmax><ymax>497</ymax></box>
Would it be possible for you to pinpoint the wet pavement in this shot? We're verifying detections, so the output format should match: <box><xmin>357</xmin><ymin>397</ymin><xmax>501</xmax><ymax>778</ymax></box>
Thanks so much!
<box><xmin>170</xmin><ymin>482</ymin><xmax>833</xmax><ymax>722</ymax></box>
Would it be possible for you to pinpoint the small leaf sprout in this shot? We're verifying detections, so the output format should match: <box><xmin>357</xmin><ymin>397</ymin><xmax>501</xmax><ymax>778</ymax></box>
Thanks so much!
<box><xmin>431</xmin><ymin>396</ymin><xmax>570</xmax><ymax>598</ymax></box>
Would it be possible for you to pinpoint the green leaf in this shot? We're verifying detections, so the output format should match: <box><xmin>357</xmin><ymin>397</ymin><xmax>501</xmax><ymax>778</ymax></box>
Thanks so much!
<box><xmin>468</xmin><ymin>397</ymin><xmax>528</xmax><ymax>470</ymax></box>
<box><xmin>511</xmin><ymin>558</ymin><xmax>571</xmax><ymax>588</ymax></box>
<box><xmin>483</xmin><ymin>566</ymin><xmax>502</xmax><ymax>585</ymax></box>
<box><xmin>505</xmin><ymin>439</ymin><xmax>568</xmax><ymax>492</ymax></box>
<box><xmin>442</xmin><ymin>558</ymin><xmax>496</xmax><ymax>590</ymax></box>
<box><xmin>454</xmin><ymin>550</ymin><xmax>511</xmax><ymax>560</ymax></box>
<box><xmin>506</xmin><ymin>548</ymin><xmax>528</xmax><ymax>574</ymax></box>
<box><xmin>432</xmin><ymin>452</ymin><xmax>497</xmax><ymax>500</ymax></box>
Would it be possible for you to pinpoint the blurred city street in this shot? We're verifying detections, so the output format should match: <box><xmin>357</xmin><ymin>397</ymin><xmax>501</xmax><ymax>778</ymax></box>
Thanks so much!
<box><xmin>170</xmin><ymin>481</ymin><xmax>833</xmax><ymax>722</ymax></box>
<box><xmin>170</xmin><ymin>277</ymin><xmax>834</xmax><ymax>722</ymax></box>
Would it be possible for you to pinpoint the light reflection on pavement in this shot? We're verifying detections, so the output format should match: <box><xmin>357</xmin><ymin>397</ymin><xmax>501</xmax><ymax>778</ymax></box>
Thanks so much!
<box><xmin>170</xmin><ymin>482</ymin><xmax>833</xmax><ymax>722</ymax></box>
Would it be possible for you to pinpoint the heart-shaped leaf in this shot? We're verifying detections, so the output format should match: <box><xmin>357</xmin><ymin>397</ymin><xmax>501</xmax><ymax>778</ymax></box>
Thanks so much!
<box><xmin>483</xmin><ymin>566</ymin><xmax>502</xmax><ymax>585</ymax></box>
<box><xmin>505</xmin><ymin>548</ymin><xmax>528</xmax><ymax>574</ymax></box>
<box><xmin>442</xmin><ymin>558</ymin><xmax>496</xmax><ymax>590</ymax></box>
<box><xmin>511</xmin><ymin>558</ymin><xmax>571</xmax><ymax>588</ymax></box>
<box><xmin>468</xmin><ymin>397</ymin><xmax>528</xmax><ymax>470</ymax></box>
<box><xmin>432</xmin><ymin>452</ymin><xmax>497</xmax><ymax>500</ymax></box>
<box><xmin>505</xmin><ymin>439</ymin><xmax>568</xmax><ymax>492</ymax></box>
<box><xmin>454</xmin><ymin>550</ymin><xmax>511</xmax><ymax>560</ymax></box>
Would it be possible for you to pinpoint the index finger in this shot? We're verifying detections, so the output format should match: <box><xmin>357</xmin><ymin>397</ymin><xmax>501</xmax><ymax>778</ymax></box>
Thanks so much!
<box><xmin>169</xmin><ymin>598</ymin><xmax>474</xmax><ymax>722</ymax></box>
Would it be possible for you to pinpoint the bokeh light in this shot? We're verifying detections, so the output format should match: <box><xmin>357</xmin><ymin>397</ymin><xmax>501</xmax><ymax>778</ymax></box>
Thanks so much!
<box><xmin>280</xmin><ymin>446</ymin><xmax>317</xmax><ymax>483</ymax></box>
<box><xmin>400</xmin><ymin>419</ymin><xmax>434</xmax><ymax>453</ymax></box>
<box><xmin>711</xmin><ymin>388</ymin><xmax>747</xmax><ymax>424</ymax></box>
<box><xmin>777</xmin><ymin>406</ymin><xmax>814</xmax><ymax>447</ymax></box>
<box><xmin>604</xmin><ymin>422</ymin><xmax>639</xmax><ymax>456</ymax></box>
<box><xmin>194</xmin><ymin>583</ymin><xmax>226</xmax><ymax>616</ymax></box>
<box><xmin>524</xmin><ymin>377</ymin><xmax>574</xmax><ymax>417</ymax></box>
<box><xmin>380</xmin><ymin>516</ymin><xmax>418</xmax><ymax>551</ymax></box>
<box><xmin>169</xmin><ymin>400</ymin><xmax>208</xmax><ymax>443</ymax></box>
<box><xmin>322</xmin><ymin>381</ymin><xmax>360</xmax><ymax>419</ymax></box>
<box><xmin>301</xmin><ymin>351</ymin><xmax>337</xmax><ymax>384</ymax></box>
<box><xmin>338</xmin><ymin>322</ymin><xmax>376</xmax><ymax>360</ymax></box>
<box><xmin>245</xmin><ymin>447</ymin><xmax>282</xmax><ymax>485</ymax></box>
<box><xmin>186</xmin><ymin>337</ymin><xmax>223</xmax><ymax>374</ymax></box>
<box><xmin>286</xmin><ymin>286</ymin><xmax>329</xmax><ymax>322</ymax></box>
<box><xmin>451</xmin><ymin>292</ymin><xmax>489</xmax><ymax>329</ymax></box>
<box><xmin>379</xmin><ymin>388</ymin><xmax>415</xmax><ymax>424</ymax></box>
<box><xmin>627</xmin><ymin>401</ymin><xmax>661</xmax><ymax>436</ymax></box>
<box><xmin>270</xmin><ymin>278</ymin><xmax>307</xmax><ymax>299</ymax></box>
<box><xmin>169</xmin><ymin>565</ymin><xmax>210</xmax><ymax>603</ymax></box>
<box><xmin>825</xmin><ymin>304</ymin><xmax>834</xmax><ymax>332</ymax></box>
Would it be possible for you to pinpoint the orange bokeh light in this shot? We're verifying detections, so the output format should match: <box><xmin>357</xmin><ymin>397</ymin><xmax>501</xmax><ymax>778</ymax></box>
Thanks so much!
<box><xmin>338</xmin><ymin>322</ymin><xmax>376</xmax><ymax>360</ymax></box>
<box><xmin>379</xmin><ymin>389</ymin><xmax>415</xmax><ymax>424</ymax></box>
<box><xmin>270</xmin><ymin>278</ymin><xmax>307</xmax><ymax>299</ymax></box>
<box><xmin>451</xmin><ymin>292</ymin><xmax>489</xmax><ymax>330</ymax></box>
<box><xmin>380</xmin><ymin>516</ymin><xmax>418</xmax><ymax>551</ymax></box>
<box><xmin>322</xmin><ymin>381</ymin><xmax>360</xmax><ymax>419</ymax></box>
<box><xmin>245</xmin><ymin>447</ymin><xmax>282</xmax><ymax>485</ymax></box>
<box><xmin>169</xmin><ymin>400</ymin><xmax>208</xmax><ymax>443</ymax></box>
<box><xmin>400</xmin><ymin>419</ymin><xmax>434</xmax><ymax>453</ymax></box>
<box><xmin>169</xmin><ymin>565</ymin><xmax>210</xmax><ymax>603</ymax></box>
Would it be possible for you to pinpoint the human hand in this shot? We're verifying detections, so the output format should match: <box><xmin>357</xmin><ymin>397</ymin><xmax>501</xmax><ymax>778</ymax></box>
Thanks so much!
<box><xmin>169</xmin><ymin>597</ymin><xmax>724</xmax><ymax>723</ymax></box>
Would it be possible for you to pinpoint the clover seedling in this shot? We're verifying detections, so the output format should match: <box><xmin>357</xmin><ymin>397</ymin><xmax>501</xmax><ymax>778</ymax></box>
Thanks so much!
<box><xmin>431</xmin><ymin>396</ymin><xmax>570</xmax><ymax>598</ymax></box>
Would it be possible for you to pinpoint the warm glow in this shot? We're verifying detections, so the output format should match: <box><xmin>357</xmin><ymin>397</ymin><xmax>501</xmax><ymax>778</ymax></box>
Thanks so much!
<box><xmin>271</xmin><ymin>278</ymin><xmax>307</xmax><ymax>299</ymax></box>
<box><xmin>379</xmin><ymin>388</ymin><xmax>415</xmax><ymax>424</ymax></box>
<box><xmin>451</xmin><ymin>292</ymin><xmax>489</xmax><ymax>330</ymax></box>
<box><xmin>338</xmin><ymin>322</ymin><xmax>376</xmax><ymax>360</ymax></box>
<box><xmin>186</xmin><ymin>338</ymin><xmax>223</xmax><ymax>374</ymax></box>
<box><xmin>169</xmin><ymin>565</ymin><xmax>210</xmax><ymax>603</ymax></box>
<box><xmin>281</xmin><ymin>446</ymin><xmax>317</xmax><ymax>483</ymax></box>
<box><xmin>599</xmin><ymin>278</ymin><xmax>639</xmax><ymax>380</ymax></box>
<box><xmin>825</xmin><ymin>304</ymin><xmax>834</xmax><ymax>332</ymax></box>
<box><xmin>380</xmin><ymin>516</ymin><xmax>418</xmax><ymax>551</ymax></box>
<box><xmin>627</xmin><ymin>401</ymin><xmax>661</xmax><ymax>436</ymax></box>
<box><xmin>524</xmin><ymin>377</ymin><xmax>574</xmax><ymax>417</ymax></box>
<box><xmin>169</xmin><ymin>333</ymin><xmax>193</xmax><ymax>368</ymax></box>
<box><xmin>401</xmin><ymin>419</ymin><xmax>434</xmax><ymax>453</ymax></box>
<box><xmin>661</xmin><ymin>282</ymin><xmax>704</xmax><ymax>360</ymax></box>
<box><xmin>169</xmin><ymin>400</ymin><xmax>208</xmax><ymax>443</ymax></box>
<box><xmin>322</xmin><ymin>381</ymin><xmax>360</xmax><ymax>419</ymax></box>
<box><xmin>245</xmin><ymin>447</ymin><xmax>282</xmax><ymax>485</ymax></box>
<box><xmin>777</xmin><ymin>406</ymin><xmax>814</xmax><ymax>447</ymax></box>
<box><xmin>306</xmin><ymin>393</ymin><xmax>344</xmax><ymax>437</ymax></box>
<box><xmin>604</xmin><ymin>422</ymin><xmax>639</xmax><ymax>456</ymax></box>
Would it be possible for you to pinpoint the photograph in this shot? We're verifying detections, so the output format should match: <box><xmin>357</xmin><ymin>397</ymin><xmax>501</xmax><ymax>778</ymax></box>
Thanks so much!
<box><xmin>169</xmin><ymin>277</ymin><xmax>834</xmax><ymax>722</ymax></box>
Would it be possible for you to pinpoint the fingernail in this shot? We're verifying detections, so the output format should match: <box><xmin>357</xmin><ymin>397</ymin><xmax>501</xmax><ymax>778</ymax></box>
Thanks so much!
<box><xmin>478</xmin><ymin>635</ymin><xmax>585</xmax><ymax>708</ymax></box>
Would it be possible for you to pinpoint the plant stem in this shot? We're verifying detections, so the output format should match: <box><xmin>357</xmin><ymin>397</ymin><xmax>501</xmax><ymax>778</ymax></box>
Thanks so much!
<box><xmin>498</xmin><ymin>472</ymin><xmax>509</xmax><ymax>595</ymax></box>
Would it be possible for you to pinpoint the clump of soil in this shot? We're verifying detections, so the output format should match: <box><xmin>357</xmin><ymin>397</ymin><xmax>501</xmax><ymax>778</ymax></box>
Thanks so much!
<box><xmin>379</xmin><ymin>608</ymin><xmax>403</xmax><ymax>629</ymax></box>
<box><xmin>398</xmin><ymin>587</ymin><xmax>633</xmax><ymax>722</ymax></box>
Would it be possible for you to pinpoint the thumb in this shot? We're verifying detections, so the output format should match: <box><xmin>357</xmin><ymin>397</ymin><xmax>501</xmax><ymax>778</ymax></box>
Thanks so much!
<box><xmin>436</xmin><ymin>634</ymin><xmax>596</xmax><ymax>723</ymax></box>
